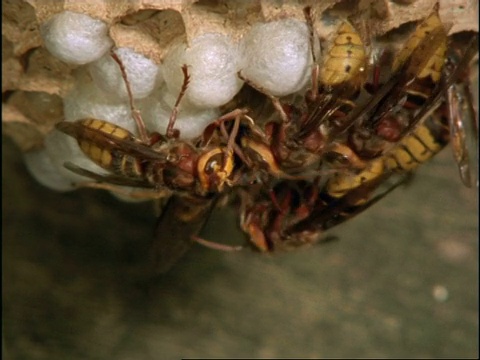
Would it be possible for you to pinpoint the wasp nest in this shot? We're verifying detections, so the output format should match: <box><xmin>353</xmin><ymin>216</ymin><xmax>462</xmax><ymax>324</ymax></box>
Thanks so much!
<box><xmin>2</xmin><ymin>0</ymin><xmax>477</xmax><ymax>191</ymax></box>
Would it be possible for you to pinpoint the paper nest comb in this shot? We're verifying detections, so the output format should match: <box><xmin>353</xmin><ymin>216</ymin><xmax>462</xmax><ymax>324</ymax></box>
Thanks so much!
<box><xmin>2</xmin><ymin>0</ymin><xmax>478</xmax><ymax>192</ymax></box>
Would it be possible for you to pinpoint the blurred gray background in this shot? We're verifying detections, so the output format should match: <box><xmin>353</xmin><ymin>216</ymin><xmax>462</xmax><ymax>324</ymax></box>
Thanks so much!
<box><xmin>2</xmin><ymin>134</ymin><xmax>478</xmax><ymax>359</ymax></box>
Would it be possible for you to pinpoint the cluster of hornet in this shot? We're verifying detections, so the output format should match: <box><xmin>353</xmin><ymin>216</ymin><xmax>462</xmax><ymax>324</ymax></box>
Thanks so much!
<box><xmin>53</xmin><ymin>5</ymin><xmax>478</xmax><ymax>273</ymax></box>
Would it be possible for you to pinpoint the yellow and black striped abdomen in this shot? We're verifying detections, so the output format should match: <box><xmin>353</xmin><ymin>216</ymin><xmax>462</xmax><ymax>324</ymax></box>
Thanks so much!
<box><xmin>392</xmin><ymin>10</ymin><xmax>444</xmax><ymax>73</ymax></box>
<box><xmin>76</xmin><ymin>119</ymin><xmax>144</xmax><ymax>178</ymax></box>
<box><xmin>326</xmin><ymin>158</ymin><xmax>385</xmax><ymax>199</ymax></box>
<box><xmin>384</xmin><ymin>116</ymin><xmax>449</xmax><ymax>172</ymax></box>
<box><xmin>319</xmin><ymin>22</ymin><xmax>367</xmax><ymax>87</ymax></box>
